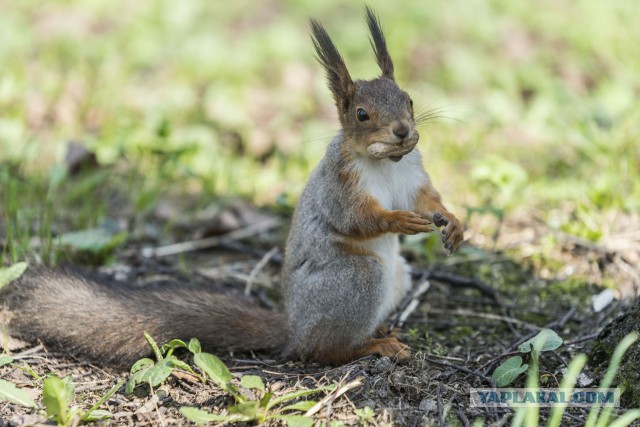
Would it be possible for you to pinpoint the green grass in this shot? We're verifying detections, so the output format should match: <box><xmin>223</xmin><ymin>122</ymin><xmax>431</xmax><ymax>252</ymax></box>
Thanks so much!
<box><xmin>1</xmin><ymin>0</ymin><xmax>639</xmax><ymax>265</ymax></box>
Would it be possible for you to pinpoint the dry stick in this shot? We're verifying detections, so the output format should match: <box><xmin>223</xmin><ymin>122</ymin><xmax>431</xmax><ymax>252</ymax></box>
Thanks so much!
<box><xmin>390</xmin><ymin>280</ymin><xmax>432</xmax><ymax>329</ymax></box>
<box><xmin>244</xmin><ymin>246</ymin><xmax>279</xmax><ymax>296</ymax></box>
<box><xmin>428</xmin><ymin>356</ymin><xmax>496</xmax><ymax>387</ymax></box>
<box><xmin>564</xmin><ymin>331</ymin><xmax>600</xmax><ymax>346</ymax></box>
<box><xmin>428</xmin><ymin>308</ymin><xmax>542</xmax><ymax>330</ymax></box>
<box><xmin>615</xmin><ymin>255</ymin><xmax>640</xmax><ymax>285</ymax></box>
<box><xmin>411</xmin><ymin>268</ymin><xmax>499</xmax><ymax>301</ymax></box>
<box><xmin>218</xmin><ymin>240</ymin><xmax>285</xmax><ymax>264</ymax></box>
<box><xmin>437</xmin><ymin>382</ymin><xmax>444</xmax><ymax>427</ymax></box>
<box><xmin>197</xmin><ymin>268</ymin><xmax>273</xmax><ymax>289</ymax></box>
<box><xmin>304</xmin><ymin>378</ymin><xmax>363</xmax><ymax>417</ymax></box>
<box><xmin>142</xmin><ymin>218</ymin><xmax>281</xmax><ymax>258</ymax></box>
<box><xmin>75</xmin><ymin>383</ymin><xmax>115</xmax><ymax>393</ymax></box>
<box><xmin>457</xmin><ymin>410</ymin><xmax>471</xmax><ymax>427</ymax></box>
<box><xmin>14</xmin><ymin>344</ymin><xmax>45</xmax><ymax>357</ymax></box>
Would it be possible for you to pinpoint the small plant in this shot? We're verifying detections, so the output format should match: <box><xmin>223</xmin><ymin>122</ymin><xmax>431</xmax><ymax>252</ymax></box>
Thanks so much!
<box><xmin>180</xmin><ymin>362</ymin><xmax>335</xmax><ymax>426</ymax></box>
<box><xmin>492</xmin><ymin>328</ymin><xmax>563</xmax><ymax>387</ymax></box>
<box><xmin>42</xmin><ymin>375</ymin><xmax>125</xmax><ymax>425</ymax></box>
<box><xmin>510</xmin><ymin>332</ymin><xmax>640</xmax><ymax>427</ymax></box>
<box><xmin>179</xmin><ymin>339</ymin><xmax>335</xmax><ymax>426</ymax></box>
<box><xmin>0</xmin><ymin>370</ymin><xmax>123</xmax><ymax>426</ymax></box>
<box><xmin>125</xmin><ymin>334</ymin><xmax>203</xmax><ymax>394</ymax></box>
<box><xmin>355</xmin><ymin>406</ymin><xmax>375</xmax><ymax>425</ymax></box>
<box><xmin>125</xmin><ymin>334</ymin><xmax>337</xmax><ymax>426</ymax></box>
<box><xmin>484</xmin><ymin>329</ymin><xmax>640</xmax><ymax>426</ymax></box>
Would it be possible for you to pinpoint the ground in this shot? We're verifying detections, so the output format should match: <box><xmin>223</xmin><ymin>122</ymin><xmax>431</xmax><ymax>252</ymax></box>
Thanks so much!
<box><xmin>1</xmin><ymin>197</ymin><xmax>638</xmax><ymax>426</ymax></box>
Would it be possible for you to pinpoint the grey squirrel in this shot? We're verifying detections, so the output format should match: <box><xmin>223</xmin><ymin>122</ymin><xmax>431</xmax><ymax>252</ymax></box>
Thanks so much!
<box><xmin>1</xmin><ymin>7</ymin><xmax>463</xmax><ymax>368</ymax></box>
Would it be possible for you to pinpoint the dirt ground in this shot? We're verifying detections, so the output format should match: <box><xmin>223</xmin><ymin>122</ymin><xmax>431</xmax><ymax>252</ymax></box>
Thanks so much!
<box><xmin>1</xmin><ymin>202</ymin><xmax>639</xmax><ymax>426</ymax></box>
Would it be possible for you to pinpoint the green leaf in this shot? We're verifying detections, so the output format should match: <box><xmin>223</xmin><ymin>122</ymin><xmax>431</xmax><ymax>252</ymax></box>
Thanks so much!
<box><xmin>241</xmin><ymin>375</ymin><xmax>265</xmax><ymax>392</ymax></box>
<box><xmin>274</xmin><ymin>414</ymin><xmax>314</xmax><ymax>427</ymax></box>
<box><xmin>194</xmin><ymin>352</ymin><xmax>233</xmax><ymax>388</ymax></box>
<box><xmin>279</xmin><ymin>400</ymin><xmax>317</xmax><ymax>413</ymax></box>
<box><xmin>179</xmin><ymin>407</ymin><xmax>251</xmax><ymax>424</ymax></box>
<box><xmin>180</xmin><ymin>407</ymin><xmax>221</xmax><ymax>424</ymax></box>
<box><xmin>492</xmin><ymin>356</ymin><xmax>529</xmax><ymax>387</ymax></box>
<box><xmin>145</xmin><ymin>359</ymin><xmax>176</xmax><ymax>388</ymax></box>
<box><xmin>608</xmin><ymin>409</ymin><xmax>640</xmax><ymax>427</ymax></box>
<box><xmin>548</xmin><ymin>354</ymin><xmax>587</xmax><ymax>427</ymax></box>
<box><xmin>169</xmin><ymin>357</ymin><xmax>200</xmax><ymax>377</ymax></box>
<box><xmin>42</xmin><ymin>376</ymin><xmax>70</xmax><ymax>424</ymax></box>
<box><xmin>57</xmin><ymin>228</ymin><xmax>127</xmax><ymax>253</ymax></box>
<box><xmin>81</xmin><ymin>380</ymin><xmax>124</xmax><ymax>421</ymax></box>
<box><xmin>144</xmin><ymin>332</ymin><xmax>163</xmax><ymax>361</ymax></box>
<box><xmin>0</xmin><ymin>379</ymin><xmax>37</xmax><ymax>408</ymax></box>
<box><xmin>125</xmin><ymin>370</ymin><xmax>146</xmax><ymax>395</ymax></box>
<box><xmin>266</xmin><ymin>385</ymin><xmax>335</xmax><ymax>410</ymax></box>
<box><xmin>161</xmin><ymin>339</ymin><xmax>187</xmax><ymax>357</ymax></box>
<box><xmin>356</xmin><ymin>406</ymin><xmax>375</xmax><ymax>422</ymax></box>
<box><xmin>518</xmin><ymin>329</ymin><xmax>563</xmax><ymax>353</ymax></box>
<box><xmin>586</xmin><ymin>332</ymin><xmax>638</xmax><ymax>427</ymax></box>
<box><xmin>0</xmin><ymin>356</ymin><xmax>14</xmax><ymax>367</ymax></box>
<box><xmin>81</xmin><ymin>409</ymin><xmax>112</xmax><ymax>421</ymax></box>
<box><xmin>259</xmin><ymin>391</ymin><xmax>273</xmax><ymax>408</ymax></box>
<box><xmin>126</xmin><ymin>359</ymin><xmax>174</xmax><ymax>393</ymax></box>
<box><xmin>61</xmin><ymin>375</ymin><xmax>75</xmax><ymax>402</ymax></box>
<box><xmin>228</xmin><ymin>401</ymin><xmax>259</xmax><ymax>418</ymax></box>
<box><xmin>188</xmin><ymin>338</ymin><xmax>202</xmax><ymax>354</ymax></box>
<box><xmin>0</xmin><ymin>262</ymin><xmax>27</xmax><ymax>290</ymax></box>
<box><xmin>130</xmin><ymin>358</ymin><xmax>154</xmax><ymax>374</ymax></box>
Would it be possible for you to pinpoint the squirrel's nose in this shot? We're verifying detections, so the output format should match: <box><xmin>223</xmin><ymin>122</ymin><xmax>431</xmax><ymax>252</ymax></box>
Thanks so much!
<box><xmin>392</xmin><ymin>123</ymin><xmax>410</xmax><ymax>139</ymax></box>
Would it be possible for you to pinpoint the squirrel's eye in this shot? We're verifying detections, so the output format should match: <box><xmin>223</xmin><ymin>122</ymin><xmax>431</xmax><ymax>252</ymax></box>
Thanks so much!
<box><xmin>409</xmin><ymin>98</ymin><xmax>414</xmax><ymax>108</ymax></box>
<box><xmin>356</xmin><ymin>108</ymin><xmax>370</xmax><ymax>122</ymax></box>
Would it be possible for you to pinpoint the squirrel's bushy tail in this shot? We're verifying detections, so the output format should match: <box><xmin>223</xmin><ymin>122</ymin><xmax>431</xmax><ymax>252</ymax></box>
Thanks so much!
<box><xmin>2</xmin><ymin>268</ymin><xmax>286</xmax><ymax>368</ymax></box>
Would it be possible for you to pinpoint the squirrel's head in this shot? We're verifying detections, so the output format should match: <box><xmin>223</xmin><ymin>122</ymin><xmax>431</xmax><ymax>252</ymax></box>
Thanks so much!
<box><xmin>311</xmin><ymin>6</ymin><xmax>417</xmax><ymax>162</ymax></box>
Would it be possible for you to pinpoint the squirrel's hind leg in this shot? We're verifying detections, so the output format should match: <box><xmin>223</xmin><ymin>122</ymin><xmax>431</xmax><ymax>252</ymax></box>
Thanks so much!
<box><xmin>312</xmin><ymin>336</ymin><xmax>410</xmax><ymax>364</ymax></box>
<box><xmin>358</xmin><ymin>337</ymin><xmax>410</xmax><ymax>361</ymax></box>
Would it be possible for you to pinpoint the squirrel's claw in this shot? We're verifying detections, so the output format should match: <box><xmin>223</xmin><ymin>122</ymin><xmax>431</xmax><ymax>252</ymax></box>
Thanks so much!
<box><xmin>434</xmin><ymin>211</ymin><xmax>463</xmax><ymax>254</ymax></box>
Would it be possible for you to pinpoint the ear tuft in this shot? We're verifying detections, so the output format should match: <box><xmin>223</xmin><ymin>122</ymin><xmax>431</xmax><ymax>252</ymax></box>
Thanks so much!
<box><xmin>310</xmin><ymin>18</ymin><xmax>355</xmax><ymax>117</ymax></box>
<box><xmin>365</xmin><ymin>6</ymin><xmax>395</xmax><ymax>80</ymax></box>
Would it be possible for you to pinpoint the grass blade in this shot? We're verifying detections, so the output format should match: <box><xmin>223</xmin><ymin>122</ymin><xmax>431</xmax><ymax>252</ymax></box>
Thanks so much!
<box><xmin>585</xmin><ymin>332</ymin><xmax>638</xmax><ymax>427</ymax></box>
<box><xmin>548</xmin><ymin>354</ymin><xmax>587</xmax><ymax>427</ymax></box>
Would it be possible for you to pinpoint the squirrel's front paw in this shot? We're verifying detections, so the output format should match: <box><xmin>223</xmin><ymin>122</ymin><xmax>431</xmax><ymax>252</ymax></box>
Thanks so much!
<box><xmin>433</xmin><ymin>212</ymin><xmax>464</xmax><ymax>253</ymax></box>
<box><xmin>388</xmin><ymin>211</ymin><xmax>433</xmax><ymax>235</ymax></box>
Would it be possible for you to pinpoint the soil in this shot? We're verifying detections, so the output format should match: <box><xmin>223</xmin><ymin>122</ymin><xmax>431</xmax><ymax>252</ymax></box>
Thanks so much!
<box><xmin>1</xmin><ymin>201</ymin><xmax>639</xmax><ymax>426</ymax></box>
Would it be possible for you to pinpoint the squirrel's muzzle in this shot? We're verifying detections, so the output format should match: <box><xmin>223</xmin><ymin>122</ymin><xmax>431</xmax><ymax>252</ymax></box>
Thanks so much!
<box><xmin>367</xmin><ymin>134</ymin><xmax>419</xmax><ymax>161</ymax></box>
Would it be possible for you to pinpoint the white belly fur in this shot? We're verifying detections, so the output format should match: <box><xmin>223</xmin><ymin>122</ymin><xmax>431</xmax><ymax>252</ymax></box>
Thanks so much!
<box><xmin>352</xmin><ymin>150</ymin><xmax>427</xmax><ymax>323</ymax></box>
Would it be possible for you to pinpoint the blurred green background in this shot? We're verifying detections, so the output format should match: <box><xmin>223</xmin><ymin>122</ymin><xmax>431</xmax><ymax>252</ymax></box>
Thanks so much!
<box><xmin>1</xmin><ymin>0</ymin><xmax>639</xmax><ymax>267</ymax></box>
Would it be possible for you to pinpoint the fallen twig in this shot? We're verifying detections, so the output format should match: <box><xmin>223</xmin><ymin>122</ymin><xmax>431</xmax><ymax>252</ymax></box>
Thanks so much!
<box><xmin>428</xmin><ymin>355</ymin><xmax>496</xmax><ymax>387</ymax></box>
<box><xmin>304</xmin><ymin>378</ymin><xmax>362</xmax><ymax>417</ymax></box>
<box><xmin>245</xmin><ymin>247</ymin><xmax>279</xmax><ymax>296</ymax></box>
<box><xmin>390</xmin><ymin>280</ymin><xmax>432</xmax><ymax>329</ymax></box>
<box><xmin>437</xmin><ymin>382</ymin><xmax>444</xmax><ymax>427</ymax></box>
<box><xmin>142</xmin><ymin>218</ymin><xmax>281</xmax><ymax>258</ymax></box>
<box><xmin>428</xmin><ymin>270</ymin><xmax>500</xmax><ymax>302</ymax></box>
<box><xmin>428</xmin><ymin>308</ymin><xmax>541</xmax><ymax>330</ymax></box>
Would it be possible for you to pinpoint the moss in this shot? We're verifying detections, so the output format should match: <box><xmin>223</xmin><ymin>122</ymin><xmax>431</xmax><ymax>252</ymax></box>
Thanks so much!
<box><xmin>589</xmin><ymin>300</ymin><xmax>640</xmax><ymax>407</ymax></box>
<box><xmin>539</xmin><ymin>278</ymin><xmax>595</xmax><ymax>303</ymax></box>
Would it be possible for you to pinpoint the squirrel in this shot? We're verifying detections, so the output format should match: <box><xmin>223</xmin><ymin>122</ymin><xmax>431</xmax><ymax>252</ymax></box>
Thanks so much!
<box><xmin>1</xmin><ymin>7</ymin><xmax>463</xmax><ymax>369</ymax></box>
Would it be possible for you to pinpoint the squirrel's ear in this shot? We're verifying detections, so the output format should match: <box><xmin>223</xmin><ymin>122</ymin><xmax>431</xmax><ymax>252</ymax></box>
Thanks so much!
<box><xmin>365</xmin><ymin>6</ymin><xmax>394</xmax><ymax>80</ymax></box>
<box><xmin>310</xmin><ymin>18</ymin><xmax>355</xmax><ymax>116</ymax></box>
